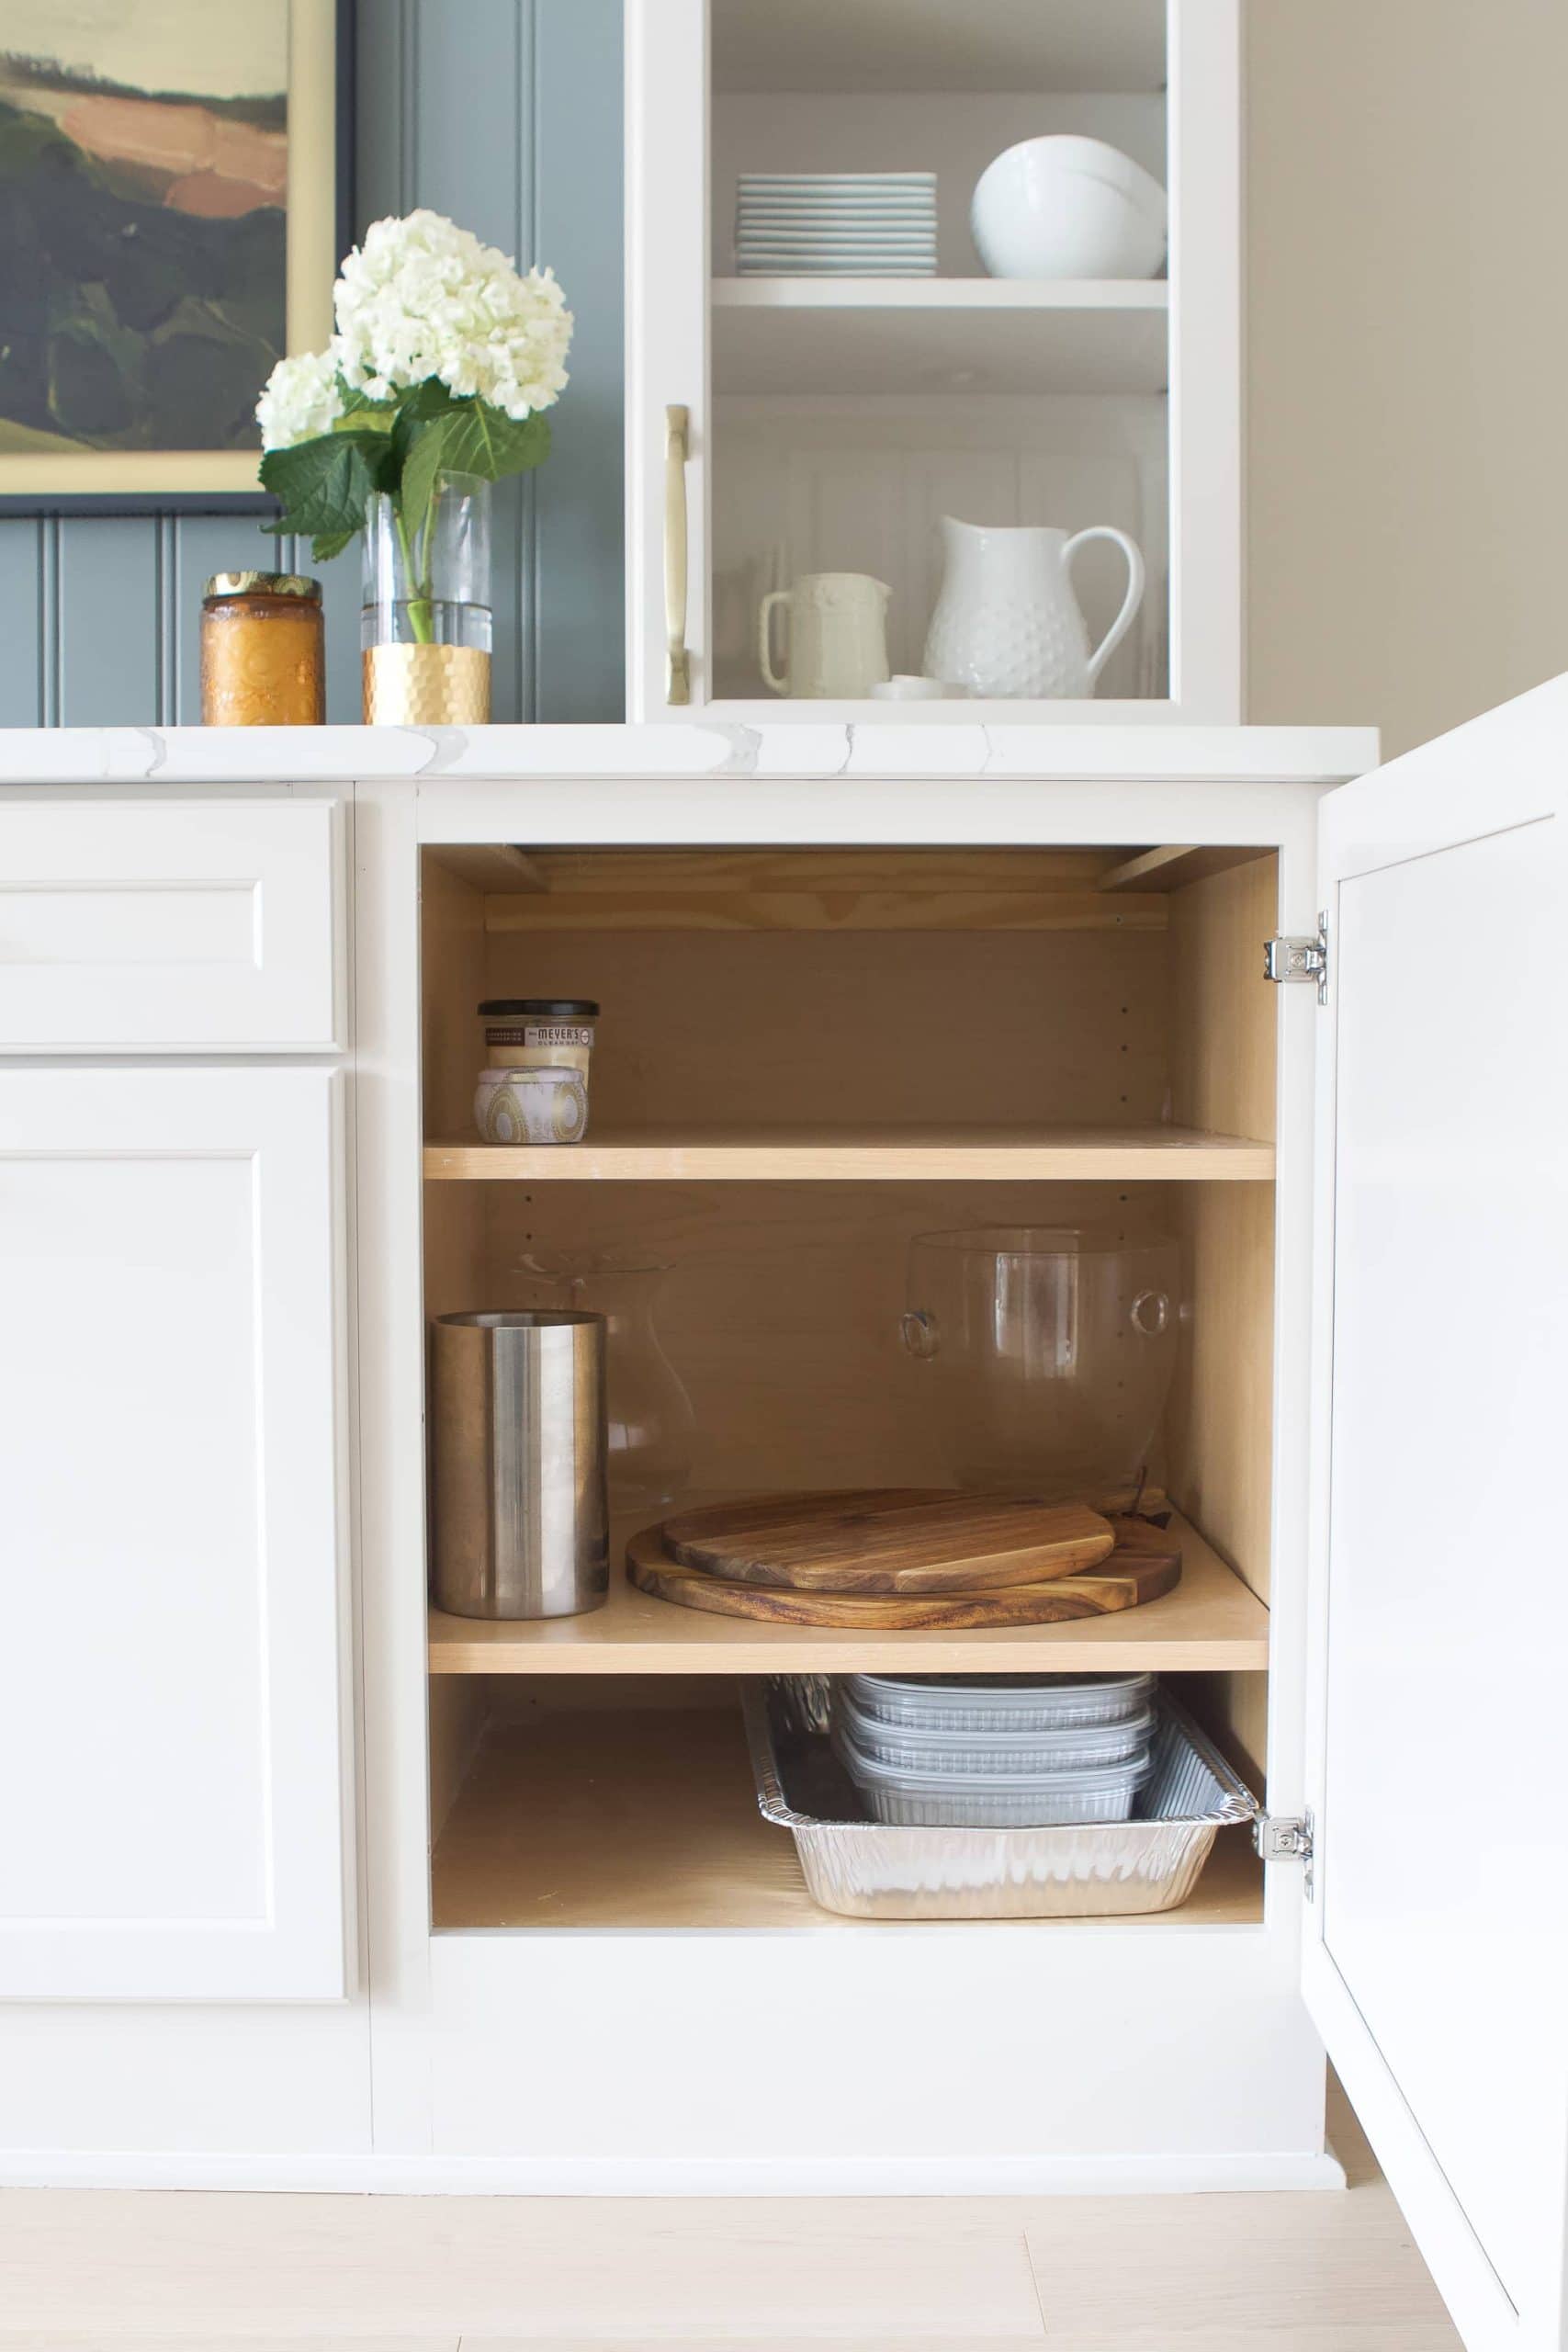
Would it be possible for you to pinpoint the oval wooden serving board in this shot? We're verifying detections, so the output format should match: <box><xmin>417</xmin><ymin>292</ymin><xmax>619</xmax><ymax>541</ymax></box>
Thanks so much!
<box><xmin>660</xmin><ymin>1488</ymin><xmax>1116</xmax><ymax>1593</ymax></box>
<box><xmin>626</xmin><ymin>1517</ymin><xmax>1180</xmax><ymax>1629</ymax></box>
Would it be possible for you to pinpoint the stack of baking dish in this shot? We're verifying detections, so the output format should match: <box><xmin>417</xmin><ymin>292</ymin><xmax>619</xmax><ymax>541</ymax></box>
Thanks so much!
<box><xmin>745</xmin><ymin>1676</ymin><xmax>1259</xmax><ymax>1919</ymax></box>
<box><xmin>830</xmin><ymin>1671</ymin><xmax>1156</xmax><ymax>1826</ymax></box>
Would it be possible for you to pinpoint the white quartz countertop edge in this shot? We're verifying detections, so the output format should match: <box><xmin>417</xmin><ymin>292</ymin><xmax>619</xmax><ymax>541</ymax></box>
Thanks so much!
<box><xmin>0</xmin><ymin>720</ymin><xmax>1380</xmax><ymax>786</ymax></box>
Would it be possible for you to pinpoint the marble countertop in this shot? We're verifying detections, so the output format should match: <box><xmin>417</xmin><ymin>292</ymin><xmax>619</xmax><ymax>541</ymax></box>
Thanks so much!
<box><xmin>0</xmin><ymin>718</ymin><xmax>1379</xmax><ymax>786</ymax></box>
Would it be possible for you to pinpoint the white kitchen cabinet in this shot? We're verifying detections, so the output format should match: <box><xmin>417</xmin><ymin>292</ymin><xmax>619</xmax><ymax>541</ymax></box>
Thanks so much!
<box><xmin>0</xmin><ymin>1065</ymin><xmax>353</xmax><ymax>2004</ymax></box>
<box><xmin>626</xmin><ymin>0</ymin><xmax>1239</xmax><ymax>722</ymax></box>
<box><xmin>0</xmin><ymin>684</ymin><xmax>1560</xmax><ymax>2352</ymax></box>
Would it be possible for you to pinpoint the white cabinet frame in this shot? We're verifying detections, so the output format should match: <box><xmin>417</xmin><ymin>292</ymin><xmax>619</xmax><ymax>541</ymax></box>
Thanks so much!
<box><xmin>625</xmin><ymin>0</ymin><xmax>1241</xmax><ymax>724</ymax></box>
<box><xmin>352</xmin><ymin>731</ymin><xmax>1362</xmax><ymax>2189</ymax></box>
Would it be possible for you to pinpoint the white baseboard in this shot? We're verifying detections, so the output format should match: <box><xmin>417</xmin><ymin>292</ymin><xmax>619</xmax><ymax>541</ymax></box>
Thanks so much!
<box><xmin>0</xmin><ymin>2147</ymin><xmax>1348</xmax><ymax>2195</ymax></box>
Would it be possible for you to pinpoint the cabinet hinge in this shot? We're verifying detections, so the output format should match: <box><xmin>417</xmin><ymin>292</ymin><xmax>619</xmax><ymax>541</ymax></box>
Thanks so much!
<box><xmin>1264</xmin><ymin>914</ymin><xmax>1329</xmax><ymax>1004</ymax></box>
<box><xmin>1256</xmin><ymin>1812</ymin><xmax>1315</xmax><ymax>1898</ymax></box>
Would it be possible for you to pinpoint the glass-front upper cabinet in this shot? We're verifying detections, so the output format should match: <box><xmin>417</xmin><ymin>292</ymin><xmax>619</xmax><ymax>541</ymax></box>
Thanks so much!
<box><xmin>626</xmin><ymin>0</ymin><xmax>1239</xmax><ymax>724</ymax></box>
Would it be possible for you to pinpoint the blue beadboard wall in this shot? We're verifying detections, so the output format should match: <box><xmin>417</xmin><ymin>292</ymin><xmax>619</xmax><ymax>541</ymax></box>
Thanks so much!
<box><xmin>0</xmin><ymin>0</ymin><xmax>625</xmax><ymax>727</ymax></box>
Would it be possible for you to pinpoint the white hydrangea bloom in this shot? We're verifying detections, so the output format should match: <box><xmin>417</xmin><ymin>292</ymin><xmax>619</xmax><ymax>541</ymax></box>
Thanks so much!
<box><xmin>333</xmin><ymin>209</ymin><xmax>572</xmax><ymax>422</ymax></box>
<box><xmin>254</xmin><ymin>347</ymin><xmax>345</xmax><ymax>450</ymax></box>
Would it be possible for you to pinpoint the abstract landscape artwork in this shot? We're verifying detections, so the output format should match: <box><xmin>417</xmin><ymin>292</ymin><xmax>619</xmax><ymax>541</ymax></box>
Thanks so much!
<box><xmin>0</xmin><ymin>0</ymin><xmax>344</xmax><ymax>507</ymax></box>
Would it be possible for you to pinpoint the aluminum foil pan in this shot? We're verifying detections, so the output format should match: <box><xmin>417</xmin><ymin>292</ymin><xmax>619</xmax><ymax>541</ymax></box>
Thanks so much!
<box><xmin>745</xmin><ymin>1679</ymin><xmax>1259</xmax><ymax>1920</ymax></box>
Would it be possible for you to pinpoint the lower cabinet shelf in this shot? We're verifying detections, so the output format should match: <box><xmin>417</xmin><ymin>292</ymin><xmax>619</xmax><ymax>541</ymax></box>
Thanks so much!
<box><xmin>427</xmin><ymin>1510</ymin><xmax>1269</xmax><ymax>1677</ymax></box>
<box><xmin>430</xmin><ymin>1700</ymin><xmax>1264</xmax><ymax>1935</ymax></box>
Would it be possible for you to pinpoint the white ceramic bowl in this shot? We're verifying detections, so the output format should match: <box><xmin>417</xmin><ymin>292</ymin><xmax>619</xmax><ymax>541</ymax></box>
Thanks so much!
<box><xmin>971</xmin><ymin>136</ymin><xmax>1168</xmax><ymax>280</ymax></box>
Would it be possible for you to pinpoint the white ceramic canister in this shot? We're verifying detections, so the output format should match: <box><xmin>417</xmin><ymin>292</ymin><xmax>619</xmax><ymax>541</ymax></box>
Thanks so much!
<box><xmin>475</xmin><ymin>1068</ymin><xmax>589</xmax><ymax>1145</ymax></box>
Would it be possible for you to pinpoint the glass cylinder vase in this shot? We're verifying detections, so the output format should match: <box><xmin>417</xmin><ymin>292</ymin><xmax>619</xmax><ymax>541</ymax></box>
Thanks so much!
<box><xmin>361</xmin><ymin>469</ymin><xmax>492</xmax><ymax>725</ymax></box>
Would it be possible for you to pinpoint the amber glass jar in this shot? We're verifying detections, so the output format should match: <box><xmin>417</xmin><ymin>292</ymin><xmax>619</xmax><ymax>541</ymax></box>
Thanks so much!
<box><xmin>200</xmin><ymin>572</ymin><xmax>325</xmax><ymax>726</ymax></box>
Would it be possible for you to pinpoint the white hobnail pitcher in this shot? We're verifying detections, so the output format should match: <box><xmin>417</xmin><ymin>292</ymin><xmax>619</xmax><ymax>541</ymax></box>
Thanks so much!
<box><xmin>922</xmin><ymin>517</ymin><xmax>1145</xmax><ymax>699</ymax></box>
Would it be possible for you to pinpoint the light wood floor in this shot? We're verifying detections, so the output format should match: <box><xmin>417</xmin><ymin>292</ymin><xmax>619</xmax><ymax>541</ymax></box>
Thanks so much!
<box><xmin>0</xmin><ymin>2086</ymin><xmax>1459</xmax><ymax>2351</ymax></box>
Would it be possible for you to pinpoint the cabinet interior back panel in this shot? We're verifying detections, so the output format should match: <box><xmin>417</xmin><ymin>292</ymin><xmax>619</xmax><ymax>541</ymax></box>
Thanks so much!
<box><xmin>479</xmin><ymin>920</ymin><xmax>1170</xmax><ymax>1131</ymax></box>
<box><xmin>476</xmin><ymin>1178</ymin><xmax>1166</xmax><ymax>1494</ymax></box>
<box><xmin>714</xmin><ymin>396</ymin><xmax>1168</xmax><ymax>701</ymax></box>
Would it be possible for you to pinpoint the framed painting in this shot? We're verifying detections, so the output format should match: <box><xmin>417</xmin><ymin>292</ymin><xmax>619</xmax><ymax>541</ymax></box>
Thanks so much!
<box><xmin>0</xmin><ymin>0</ymin><xmax>352</xmax><ymax>513</ymax></box>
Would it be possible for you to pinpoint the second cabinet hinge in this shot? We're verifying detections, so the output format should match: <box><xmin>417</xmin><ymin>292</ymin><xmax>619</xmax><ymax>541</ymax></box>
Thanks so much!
<box><xmin>1256</xmin><ymin>1812</ymin><xmax>1315</xmax><ymax>1898</ymax></box>
<box><xmin>1264</xmin><ymin>914</ymin><xmax>1329</xmax><ymax>1004</ymax></box>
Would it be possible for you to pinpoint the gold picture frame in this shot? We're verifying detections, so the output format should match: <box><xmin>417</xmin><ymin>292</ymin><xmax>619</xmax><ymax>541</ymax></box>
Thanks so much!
<box><xmin>0</xmin><ymin>0</ymin><xmax>350</xmax><ymax>511</ymax></box>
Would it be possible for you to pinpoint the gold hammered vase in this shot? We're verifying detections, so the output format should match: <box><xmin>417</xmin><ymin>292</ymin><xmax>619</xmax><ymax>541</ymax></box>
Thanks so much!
<box><xmin>363</xmin><ymin>643</ymin><xmax>491</xmax><ymax>725</ymax></box>
<box><xmin>362</xmin><ymin>470</ymin><xmax>492</xmax><ymax>726</ymax></box>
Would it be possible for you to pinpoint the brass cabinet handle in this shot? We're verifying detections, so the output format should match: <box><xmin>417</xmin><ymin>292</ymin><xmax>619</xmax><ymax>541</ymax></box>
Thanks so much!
<box><xmin>664</xmin><ymin>403</ymin><xmax>690</xmax><ymax>706</ymax></box>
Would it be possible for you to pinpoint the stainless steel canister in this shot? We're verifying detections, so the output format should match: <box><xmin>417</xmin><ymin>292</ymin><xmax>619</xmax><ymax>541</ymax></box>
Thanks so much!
<box><xmin>431</xmin><ymin>1310</ymin><xmax>609</xmax><ymax>1619</ymax></box>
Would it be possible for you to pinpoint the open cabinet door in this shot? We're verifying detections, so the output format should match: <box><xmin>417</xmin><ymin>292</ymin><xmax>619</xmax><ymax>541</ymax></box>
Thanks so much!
<box><xmin>1304</xmin><ymin>677</ymin><xmax>1568</xmax><ymax>2351</ymax></box>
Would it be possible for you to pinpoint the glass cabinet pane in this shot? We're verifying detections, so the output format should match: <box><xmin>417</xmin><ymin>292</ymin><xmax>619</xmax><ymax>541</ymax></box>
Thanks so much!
<box><xmin>708</xmin><ymin>0</ymin><xmax>1172</xmax><ymax>709</ymax></box>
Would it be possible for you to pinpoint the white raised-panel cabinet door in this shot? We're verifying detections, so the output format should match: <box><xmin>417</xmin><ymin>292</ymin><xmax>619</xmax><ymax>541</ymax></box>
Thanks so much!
<box><xmin>625</xmin><ymin>0</ymin><xmax>707</xmax><ymax>718</ymax></box>
<box><xmin>1305</xmin><ymin>676</ymin><xmax>1568</xmax><ymax>2352</ymax></box>
<box><xmin>0</xmin><ymin>1067</ymin><xmax>352</xmax><ymax>2001</ymax></box>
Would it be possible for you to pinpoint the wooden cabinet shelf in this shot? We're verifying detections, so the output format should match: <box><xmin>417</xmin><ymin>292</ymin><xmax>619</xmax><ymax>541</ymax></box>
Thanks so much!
<box><xmin>432</xmin><ymin>1701</ymin><xmax>1264</xmax><ymax>1932</ymax></box>
<box><xmin>428</xmin><ymin>1510</ymin><xmax>1269</xmax><ymax>1676</ymax></box>
<box><xmin>423</xmin><ymin>1125</ymin><xmax>1275</xmax><ymax>1184</ymax></box>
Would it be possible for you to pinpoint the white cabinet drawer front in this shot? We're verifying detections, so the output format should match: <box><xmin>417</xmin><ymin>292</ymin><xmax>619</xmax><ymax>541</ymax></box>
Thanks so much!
<box><xmin>0</xmin><ymin>799</ymin><xmax>343</xmax><ymax>1050</ymax></box>
<box><xmin>0</xmin><ymin>1067</ymin><xmax>352</xmax><ymax>2000</ymax></box>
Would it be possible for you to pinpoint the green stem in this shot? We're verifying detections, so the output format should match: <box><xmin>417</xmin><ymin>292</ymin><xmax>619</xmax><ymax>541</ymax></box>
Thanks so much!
<box><xmin>392</xmin><ymin>502</ymin><xmax>434</xmax><ymax>645</ymax></box>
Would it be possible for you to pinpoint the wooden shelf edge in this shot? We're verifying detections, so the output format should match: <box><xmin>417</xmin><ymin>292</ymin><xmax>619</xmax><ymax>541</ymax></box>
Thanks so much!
<box><xmin>423</xmin><ymin>1128</ymin><xmax>1277</xmax><ymax>1183</ymax></box>
<box><xmin>428</xmin><ymin>1510</ymin><xmax>1269</xmax><ymax>1677</ymax></box>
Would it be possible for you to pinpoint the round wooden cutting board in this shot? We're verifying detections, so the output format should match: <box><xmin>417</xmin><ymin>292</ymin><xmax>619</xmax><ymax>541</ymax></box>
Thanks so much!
<box><xmin>626</xmin><ymin>1516</ymin><xmax>1180</xmax><ymax>1629</ymax></box>
<box><xmin>660</xmin><ymin>1488</ymin><xmax>1117</xmax><ymax>1594</ymax></box>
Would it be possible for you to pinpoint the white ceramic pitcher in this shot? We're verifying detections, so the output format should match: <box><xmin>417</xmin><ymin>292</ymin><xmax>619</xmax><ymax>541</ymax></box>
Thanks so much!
<box><xmin>922</xmin><ymin>518</ymin><xmax>1145</xmax><ymax>699</ymax></box>
<box><xmin>759</xmin><ymin>571</ymin><xmax>891</xmax><ymax>698</ymax></box>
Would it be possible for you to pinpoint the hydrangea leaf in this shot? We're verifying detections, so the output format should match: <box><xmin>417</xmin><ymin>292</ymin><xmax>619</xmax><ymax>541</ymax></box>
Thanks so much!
<box><xmin>259</xmin><ymin>430</ymin><xmax>386</xmax><ymax>541</ymax></box>
<box><xmin>430</xmin><ymin>399</ymin><xmax>551</xmax><ymax>484</ymax></box>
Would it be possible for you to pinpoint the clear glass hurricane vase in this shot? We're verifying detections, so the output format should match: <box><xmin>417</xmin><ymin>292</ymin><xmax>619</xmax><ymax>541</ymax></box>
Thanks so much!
<box><xmin>519</xmin><ymin>1250</ymin><xmax>697</xmax><ymax>1513</ymax></box>
<box><xmin>361</xmin><ymin>469</ymin><xmax>492</xmax><ymax>724</ymax></box>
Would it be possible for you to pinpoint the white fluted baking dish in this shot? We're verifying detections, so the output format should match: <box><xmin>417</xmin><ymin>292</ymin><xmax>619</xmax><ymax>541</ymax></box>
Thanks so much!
<box><xmin>833</xmin><ymin>1689</ymin><xmax>1156</xmax><ymax>1781</ymax></box>
<box><xmin>842</xmin><ymin>1668</ymin><xmax>1154</xmax><ymax>1736</ymax></box>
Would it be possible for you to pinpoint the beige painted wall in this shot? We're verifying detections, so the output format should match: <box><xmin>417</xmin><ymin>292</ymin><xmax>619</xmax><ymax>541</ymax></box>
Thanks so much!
<box><xmin>1246</xmin><ymin>1</ymin><xmax>1568</xmax><ymax>755</ymax></box>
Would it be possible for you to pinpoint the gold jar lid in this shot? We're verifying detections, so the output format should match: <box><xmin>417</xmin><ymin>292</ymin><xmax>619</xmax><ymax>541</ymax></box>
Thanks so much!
<box><xmin>204</xmin><ymin>571</ymin><xmax>322</xmax><ymax>601</ymax></box>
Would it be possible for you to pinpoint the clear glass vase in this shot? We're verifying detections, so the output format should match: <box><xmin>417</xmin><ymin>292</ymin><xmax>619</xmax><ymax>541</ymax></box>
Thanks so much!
<box><xmin>361</xmin><ymin>469</ymin><xmax>492</xmax><ymax>724</ymax></box>
<box><xmin>900</xmin><ymin>1225</ymin><xmax>1181</xmax><ymax>1501</ymax></box>
<box><xmin>519</xmin><ymin>1250</ymin><xmax>696</xmax><ymax>1513</ymax></box>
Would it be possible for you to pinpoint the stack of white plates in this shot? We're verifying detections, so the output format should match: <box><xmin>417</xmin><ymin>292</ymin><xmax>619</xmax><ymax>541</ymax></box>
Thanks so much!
<box><xmin>735</xmin><ymin>173</ymin><xmax>937</xmax><ymax>277</ymax></box>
